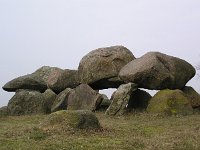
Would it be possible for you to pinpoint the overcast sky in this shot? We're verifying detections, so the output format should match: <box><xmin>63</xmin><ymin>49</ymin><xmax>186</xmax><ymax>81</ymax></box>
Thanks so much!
<box><xmin>0</xmin><ymin>0</ymin><xmax>200</xmax><ymax>107</ymax></box>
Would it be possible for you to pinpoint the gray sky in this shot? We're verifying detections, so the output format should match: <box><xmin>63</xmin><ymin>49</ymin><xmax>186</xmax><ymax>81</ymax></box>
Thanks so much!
<box><xmin>0</xmin><ymin>0</ymin><xmax>200</xmax><ymax>107</ymax></box>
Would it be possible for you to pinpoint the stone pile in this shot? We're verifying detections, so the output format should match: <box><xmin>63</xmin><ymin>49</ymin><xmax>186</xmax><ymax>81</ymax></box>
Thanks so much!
<box><xmin>1</xmin><ymin>45</ymin><xmax>200</xmax><ymax>117</ymax></box>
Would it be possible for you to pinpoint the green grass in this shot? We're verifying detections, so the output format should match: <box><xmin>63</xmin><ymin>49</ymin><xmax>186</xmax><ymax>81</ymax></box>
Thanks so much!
<box><xmin>0</xmin><ymin>112</ymin><xmax>200</xmax><ymax>150</ymax></box>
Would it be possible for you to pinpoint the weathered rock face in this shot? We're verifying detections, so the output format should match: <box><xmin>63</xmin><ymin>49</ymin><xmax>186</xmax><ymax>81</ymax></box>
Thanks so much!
<box><xmin>78</xmin><ymin>46</ymin><xmax>135</xmax><ymax>89</ymax></box>
<box><xmin>33</xmin><ymin>66</ymin><xmax>61</xmax><ymax>83</ymax></box>
<box><xmin>147</xmin><ymin>89</ymin><xmax>193</xmax><ymax>115</ymax></box>
<box><xmin>42</xmin><ymin>89</ymin><xmax>57</xmax><ymax>114</ymax></box>
<box><xmin>0</xmin><ymin>106</ymin><xmax>8</xmax><ymax>116</ymax></box>
<box><xmin>67</xmin><ymin>84</ymin><xmax>103</xmax><ymax>111</ymax></box>
<box><xmin>105</xmin><ymin>83</ymin><xmax>137</xmax><ymax>116</ymax></box>
<box><xmin>47</xmin><ymin>69</ymin><xmax>80</xmax><ymax>94</ymax></box>
<box><xmin>128</xmin><ymin>89</ymin><xmax>152</xmax><ymax>111</ymax></box>
<box><xmin>3</xmin><ymin>66</ymin><xmax>60</xmax><ymax>93</ymax></box>
<box><xmin>182</xmin><ymin>86</ymin><xmax>200</xmax><ymax>108</ymax></box>
<box><xmin>40</xmin><ymin>110</ymin><xmax>100</xmax><ymax>130</ymax></box>
<box><xmin>51</xmin><ymin>88</ymin><xmax>72</xmax><ymax>113</ymax></box>
<box><xmin>2</xmin><ymin>74</ymin><xmax>47</xmax><ymax>93</ymax></box>
<box><xmin>119</xmin><ymin>52</ymin><xmax>196</xmax><ymax>90</ymax></box>
<box><xmin>7</xmin><ymin>90</ymin><xmax>46</xmax><ymax>115</ymax></box>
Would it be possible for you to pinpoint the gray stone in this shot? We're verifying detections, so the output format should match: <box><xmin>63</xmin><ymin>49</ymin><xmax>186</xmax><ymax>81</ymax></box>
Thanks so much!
<box><xmin>47</xmin><ymin>69</ymin><xmax>80</xmax><ymax>94</ymax></box>
<box><xmin>0</xmin><ymin>106</ymin><xmax>8</xmax><ymax>116</ymax></box>
<box><xmin>3</xmin><ymin>66</ymin><xmax>60</xmax><ymax>92</ymax></box>
<box><xmin>119</xmin><ymin>52</ymin><xmax>196</xmax><ymax>90</ymax></box>
<box><xmin>33</xmin><ymin>66</ymin><xmax>61</xmax><ymax>83</ymax></box>
<box><xmin>99</xmin><ymin>94</ymin><xmax>111</xmax><ymax>110</ymax></box>
<box><xmin>51</xmin><ymin>88</ymin><xmax>72</xmax><ymax>113</ymax></box>
<box><xmin>42</xmin><ymin>89</ymin><xmax>57</xmax><ymax>114</ymax></box>
<box><xmin>67</xmin><ymin>84</ymin><xmax>103</xmax><ymax>111</ymax></box>
<box><xmin>182</xmin><ymin>86</ymin><xmax>200</xmax><ymax>108</ymax></box>
<box><xmin>105</xmin><ymin>83</ymin><xmax>137</xmax><ymax>116</ymax></box>
<box><xmin>2</xmin><ymin>74</ymin><xmax>47</xmax><ymax>93</ymax></box>
<box><xmin>78</xmin><ymin>46</ymin><xmax>135</xmax><ymax>89</ymax></box>
<box><xmin>7</xmin><ymin>90</ymin><xmax>46</xmax><ymax>115</ymax></box>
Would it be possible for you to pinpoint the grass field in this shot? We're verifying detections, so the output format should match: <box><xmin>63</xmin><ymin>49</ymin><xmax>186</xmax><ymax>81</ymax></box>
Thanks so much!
<box><xmin>0</xmin><ymin>111</ymin><xmax>200</xmax><ymax>150</ymax></box>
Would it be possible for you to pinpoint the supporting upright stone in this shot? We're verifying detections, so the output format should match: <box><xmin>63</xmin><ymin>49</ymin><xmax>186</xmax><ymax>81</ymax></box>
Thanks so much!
<box><xmin>3</xmin><ymin>66</ymin><xmax>61</xmax><ymax>92</ymax></box>
<box><xmin>7</xmin><ymin>90</ymin><xmax>46</xmax><ymax>115</ymax></box>
<box><xmin>67</xmin><ymin>84</ymin><xmax>103</xmax><ymax>111</ymax></box>
<box><xmin>51</xmin><ymin>88</ymin><xmax>72</xmax><ymax>113</ymax></box>
<box><xmin>182</xmin><ymin>86</ymin><xmax>200</xmax><ymax>108</ymax></box>
<box><xmin>106</xmin><ymin>83</ymin><xmax>137</xmax><ymax>116</ymax></box>
<box><xmin>42</xmin><ymin>89</ymin><xmax>57</xmax><ymax>114</ymax></box>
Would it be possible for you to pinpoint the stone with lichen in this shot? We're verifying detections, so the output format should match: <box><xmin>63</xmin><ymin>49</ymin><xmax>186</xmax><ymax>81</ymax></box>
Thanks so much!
<box><xmin>147</xmin><ymin>89</ymin><xmax>193</xmax><ymax>116</ymax></box>
<box><xmin>40</xmin><ymin>110</ymin><xmax>100</xmax><ymax>130</ymax></box>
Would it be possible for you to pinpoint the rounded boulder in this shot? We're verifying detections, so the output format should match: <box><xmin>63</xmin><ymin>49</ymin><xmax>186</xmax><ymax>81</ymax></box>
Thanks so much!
<box><xmin>78</xmin><ymin>46</ymin><xmax>135</xmax><ymax>89</ymax></box>
<box><xmin>147</xmin><ymin>89</ymin><xmax>193</xmax><ymax>115</ymax></box>
<box><xmin>119</xmin><ymin>52</ymin><xmax>196</xmax><ymax>90</ymax></box>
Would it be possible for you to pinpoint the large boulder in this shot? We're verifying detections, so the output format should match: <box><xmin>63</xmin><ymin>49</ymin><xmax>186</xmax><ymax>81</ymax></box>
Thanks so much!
<box><xmin>128</xmin><ymin>89</ymin><xmax>152</xmax><ymax>111</ymax></box>
<box><xmin>7</xmin><ymin>90</ymin><xmax>46</xmax><ymax>115</ymax></box>
<box><xmin>51</xmin><ymin>88</ymin><xmax>72</xmax><ymax>113</ymax></box>
<box><xmin>47</xmin><ymin>69</ymin><xmax>80</xmax><ymax>94</ymax></box>
<box><xmin>78</xmin><ymin>46</ymin><xmax>135</xmax><ymax>89</ymax></box>
<box><xmin>105</xmin><ymin>83</ymin><xmax>137</xmax><ymax>116</ymax></box>
<box><xmin>2</xmin><ymin>74</ymin><xmax>47</xmax><ymax>93</ymax></box>
<box><xmin>40</xmin><ymin>110</ymin><xmax>100</xmax><ymax>130</ymax></box>
<box><xmin>42</xmin><ymin>89</ymin><xmax>57</xmax><ymax>114</ymax></box>
<box><xmin>119</xmin><ymin>52</ymin><xmax>196</xmax><ymax>90</ymax></box>
<box><xmin>33</xmin><ymin>66</ymin><xmax>61</xmax><ymax>83</ymax></box>
<box><xmin>182</xmin><ymin>86</ymin><xmax>200</xmax><ymax>108</ymax></box>
<box><xmin>67</xmin><ymin>84</ymin><xmax>103</xmax><ymax>111</ymax></box>
<box><xmin>3</xmin><ymin>66</ymin><xmax>60</xmax><ymax>92</ymax></box>
<box><xmin>147</xmin><ymin>89</ymin><xmax>193</xmax><ymax>115</ymax></box>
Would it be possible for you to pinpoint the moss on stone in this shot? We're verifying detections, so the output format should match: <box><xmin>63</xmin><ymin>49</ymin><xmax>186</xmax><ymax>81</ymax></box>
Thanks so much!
<box><xmin>7</xmin><ymin>90</ymin><xmax>46</xmax><ymax>115</ymax></box>
<box><xmin>147</xmin><ymin>89</ymin><xmax>193</xmax><ymax>116</ymax></box>
<box><xmin>40</xmin><ymin>110</ymin><xmax>100</xmax><ymax>130</ymax></box>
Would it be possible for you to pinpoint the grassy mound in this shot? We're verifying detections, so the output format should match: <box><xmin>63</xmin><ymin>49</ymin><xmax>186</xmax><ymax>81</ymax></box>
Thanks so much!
<box><xmin>40</xmin><ymin>110</ymin><xmax>100</xmax><ymax>130</ymax></box>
